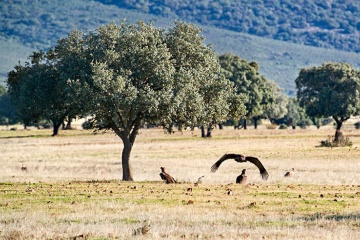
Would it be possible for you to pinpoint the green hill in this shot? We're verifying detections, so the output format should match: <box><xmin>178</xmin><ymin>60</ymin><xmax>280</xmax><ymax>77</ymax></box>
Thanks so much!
<box><xmin>1</xmin><ymin>0</ymin><xmax>360</xmax><ymax>96</ymax></box>
<box><xmin>97</xmin><ymin>0</ymin><xmax>360</xmax><ymax>53</ymax></box>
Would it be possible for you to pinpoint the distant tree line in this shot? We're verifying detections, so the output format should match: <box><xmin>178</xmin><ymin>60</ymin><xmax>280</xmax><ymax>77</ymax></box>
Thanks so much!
<box><xmin>98</xmin><ymin>0</ymin><xmax>360</xmax><ymax>53</ymax></box>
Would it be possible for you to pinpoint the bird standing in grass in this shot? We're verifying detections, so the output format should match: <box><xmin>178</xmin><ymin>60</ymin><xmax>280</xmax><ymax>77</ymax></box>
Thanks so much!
<box><xmin>236</xmin><ymin>169</ymin><xmax>247</xmax><ymax>184</ymax></box>
<box><xmin>159</xmin><ymin>167</ymin><xmax>176</xmax><ymax>183</ymax></box>
<box><xmin>284</xmin><ymin>168</ymin><xmax>295</xmax><ymax>177</ymax></box>
<box><xmin>211</xmin><ymin>153</ymin><xmax>269</xmax><ymax>180</ymax></box>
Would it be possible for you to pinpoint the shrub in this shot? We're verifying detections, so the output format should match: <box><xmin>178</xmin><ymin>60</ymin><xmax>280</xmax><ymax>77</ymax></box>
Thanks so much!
<box><xmin>82</xmin><ymin>120</ymin><xmax>93</xmax><ymax>130</ymax></box>
<box><xmin>297</xmin><ymin>119</ymin><xmax>313</xmax><ymax>129</ymax></box>
<box><xmin>320</xmin><ymin>132</ymin><xmax>352</xmax><ymax>147</ymax></box>
<box><xmin>354</xmin><ymin>122</ymin><xmax>360</xmax><ymax>129</ymax></box>
<box><xmin>278</xmin><ymin>124</ymin><xmax>288</xmax><ymax>129</ymax></box>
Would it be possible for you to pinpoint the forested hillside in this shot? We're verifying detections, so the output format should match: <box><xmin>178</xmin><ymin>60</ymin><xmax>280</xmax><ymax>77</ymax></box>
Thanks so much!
<box><xmin>98</xmin><ymin>0</ymin><xmax>360</xmax><ymax>53</ymax></box>
<box><xmin>1</xmin><ymin>0</ymin><xmax>360</xmax><ymax>96</ymax></box>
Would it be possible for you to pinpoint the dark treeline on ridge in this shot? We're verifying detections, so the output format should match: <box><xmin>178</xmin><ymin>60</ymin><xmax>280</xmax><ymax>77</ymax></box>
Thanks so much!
<box><xmin>98</xmin><ymin>0</ymin><xmax>360</xmax><ymax>53</ymax></box>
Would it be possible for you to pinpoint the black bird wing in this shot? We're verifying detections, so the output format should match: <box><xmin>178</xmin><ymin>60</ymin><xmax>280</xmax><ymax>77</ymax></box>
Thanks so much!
<box><xmin>159</xmin><ymin>172</ymin><xmax>167</xmax><ymax>181</ymax></box>
<box><xmin>245</xmin><ymin>156</ymin><xmax>269</xmax><ymax>180</ymax></box>
<box><xmin>211</xmin><ymin>154</ymin><xmax>240</xmax><ymax>172</ymax></box>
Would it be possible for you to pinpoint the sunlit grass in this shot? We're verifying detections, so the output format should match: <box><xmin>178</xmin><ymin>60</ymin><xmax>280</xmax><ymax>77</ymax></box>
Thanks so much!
<box><xmin>0</xmin><ymin>125</ymin><xmax>360</xmax><ymax>239</ymax></box>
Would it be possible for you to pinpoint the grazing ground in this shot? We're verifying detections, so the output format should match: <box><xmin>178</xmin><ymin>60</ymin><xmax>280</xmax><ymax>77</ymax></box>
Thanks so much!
<box><xmin>0</xmin><ymin>126</ymin><xmax>360</xmax><ymax>239</ymax></box>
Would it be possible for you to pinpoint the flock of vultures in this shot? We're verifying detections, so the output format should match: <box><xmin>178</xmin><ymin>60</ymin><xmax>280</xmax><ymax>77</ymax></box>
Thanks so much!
<box><xmin>159</xmin><ymin>153</ymin><xmax>295</xmax><ymax>184</ymax></box>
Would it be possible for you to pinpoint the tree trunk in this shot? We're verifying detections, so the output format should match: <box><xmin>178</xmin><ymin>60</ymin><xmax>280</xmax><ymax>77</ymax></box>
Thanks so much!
<box><xmin>65</xmin><ymin>116</ymin><xmax>72</xmax><ymax>129</ymax></box>
<box><xmin>113</xmin><ymin>120</ymin><xmax>141</xmax><ymax>181</ymax></box>
<box><xmin>206</xmin><ymin>127</ymin><xmax>212</xmax><ymax>137</ymax></box>
<box><xmin>333</xmin><ymin>117</ymin><xmax>343</xmax><ymax>143</ymax></box>
<box><xmin>218</xmin><ymin>123</ymin><xmax>223</xmax><ymax>130</ymax></box>
<box><xmin>243</xmin><ymin>119</ymin><xmax>247</xmax><ymax>129</ymax></box>
<box><xmin>201</xmin><ymin>126</ymin><xmax>205</xmax><ymax>138</ymax></box>
<box><xmin>253</xmin><ymin>117</ymin><xmax>258</xmax><ymax>129</ymax></box>
<box><xmin>52</xmin><ymin>120</ymin><xmax>62</xmax><ymax>136</ymax></box>
<box><xmin>121</xmin><ymin>138</ymin><xmax>134</xmax><ymax>181</ymax></box>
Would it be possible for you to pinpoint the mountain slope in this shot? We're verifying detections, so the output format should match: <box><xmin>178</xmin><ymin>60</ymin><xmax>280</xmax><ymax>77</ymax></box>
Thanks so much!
<box><xmin>1</xmin><ymin>0</ymin><xmax>360</xmax><ymax>96</ymax></box>
<box><xmin>96</xmin><ymin>0</ymin><xmax>360</xmax><ymax>53</ymax></box>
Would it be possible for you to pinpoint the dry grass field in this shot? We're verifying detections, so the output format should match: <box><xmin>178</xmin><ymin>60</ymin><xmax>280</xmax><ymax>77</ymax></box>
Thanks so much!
<box><xmin>1</xmin><ymin>125</ymin><xmax>360</xmax><ymax>239</ymax></box>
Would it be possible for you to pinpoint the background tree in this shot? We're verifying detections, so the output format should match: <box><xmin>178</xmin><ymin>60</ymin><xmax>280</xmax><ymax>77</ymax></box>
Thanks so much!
<box><xmin>218</xmin><ymin>54</ymin><xmax>274</xmax><ymax>129</ymax></box>
<box><xmin>273</xmin><ymin>97</ymin><xmax>312</xmax><ymax>129</ymax></box>
<box><xmin>7</xmin><ymin>63</ymin><xmax>43</xmax><ymax>129</ymax></box>
<box><xmin>0</xmin><ymin>85</ymin><xmax>19</xmax><ymax>126</ymax></box>
<box><xmin>58</xmin><ymin>21</ymin><xmax>246</xmax><ymax>181</ymax></box>
<box><xmin>7</xmin><ymin>50</ymin><xmax>83</xmax><ymax>135</ymax></box>
<box><xmin>264</xmin><ymin>80</ymin><xmax>288</xmax><ymax>124</ymax></box>
<box><xmin>295</xmin><ymin>62</ymin><xmax>360</xmax><ymax>141</ymax></box>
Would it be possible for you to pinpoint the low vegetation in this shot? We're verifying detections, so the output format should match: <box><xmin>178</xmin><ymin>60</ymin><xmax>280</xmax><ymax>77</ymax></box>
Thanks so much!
<box><xmin>1</xmin><ymin>126</ymin><xmax>359</xmax><ymax>239</ymax></box>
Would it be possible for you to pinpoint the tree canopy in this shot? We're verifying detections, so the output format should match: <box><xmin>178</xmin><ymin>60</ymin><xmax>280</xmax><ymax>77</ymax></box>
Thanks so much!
<box><xmin>218</xmin><ymin>53</ymin><xmax>276</xmax><ymax>129</ymax></box>
<box><xmin>295</xmin><ymin>62</ymin><xmax>360</xmax><ymax>141</ymax></box>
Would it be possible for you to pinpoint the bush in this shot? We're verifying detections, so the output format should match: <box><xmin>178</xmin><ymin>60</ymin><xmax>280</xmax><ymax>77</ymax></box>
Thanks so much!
<box><xmin>320</xmin><ymin>132</ymin><xmax>352</xmax><ymax>147</ymax></box>
<box><xmin>354</xmin><ymin>122</ymin><xmax>360</xmax><ymax>129</ymax></box>
<box><xmin>82</xmin><ymin>120</ymin><xmax>93</xmax><ymax>130</ymax></box>
<box><xmin>297</xmin><ymin>119</ymin><xmax>313</xmax><ymax>129</ymax></box>
<box><xmin>278</xmin><ymin>124</ymin><xmax>288</xmax><ymax>129</ymax></box>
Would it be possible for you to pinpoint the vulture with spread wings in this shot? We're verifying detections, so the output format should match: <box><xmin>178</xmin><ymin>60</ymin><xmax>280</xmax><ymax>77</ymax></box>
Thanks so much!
<box><xmin>211</xmin><ymin>154</ymin><xmax>269</xmax><ymax>180</ymax></box>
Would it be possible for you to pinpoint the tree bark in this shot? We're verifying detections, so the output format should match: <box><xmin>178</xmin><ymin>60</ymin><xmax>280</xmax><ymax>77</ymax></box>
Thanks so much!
<box><xmin>253</xmin><ymin>117</ymin><xmax>258</xmax><ymax>129</ymax></box>
<box><xmin>112</xmin><ymin>119</ymin><xmax>141</xmax><ymax>181</ymax></box>
<box><xmin>243</xmin><ymin>119</ymin><xmax>247</xmax><ymax>129</ymax></box>
<box><xmin>333</xmin><ymin>117</ymin><xmax>343</xmax><ymax>143</ymax></box>
<box><xmin>206</xmin><ymin>127</ymin><xmax>212</xmax><ymax>137</ymax></box>
<box><xmin>201</xmin><ymin>126</ymin><xmax>205</xmax><ymax>138</ymax></box>
<box><xmin>121</xmin><ymin>138</ymin><xmax>134</xmax><ymax>181</ymax></box>
<box><xmin>65</xmin><ymin>117</ymin><xmax>72</xmax><ymax>129</ymax></box>
<box><xmin>52</xmin><ymin>120</ymin><xmax>62</xmax><ymax>136</ymax></box>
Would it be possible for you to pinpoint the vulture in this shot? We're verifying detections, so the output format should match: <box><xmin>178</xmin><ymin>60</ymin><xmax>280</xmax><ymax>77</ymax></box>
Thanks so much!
<box><xmin>211</xmin><ymin>153</ymin><xmax>269</xmax><ymax>180</ymax></box>
<box><xmin>159</xmin><ymin>167</ymin><xmax>176</xmax><ymax>184</ymax></box>
<box><xmin>236</xmin><ymin>169</ymin><xmax>247</xmax><ymax>184</ymax></box>
<box><xmin>284</xmin><ymin>168</ymin><xmax>295</xmax><ymax>177</ymax></box>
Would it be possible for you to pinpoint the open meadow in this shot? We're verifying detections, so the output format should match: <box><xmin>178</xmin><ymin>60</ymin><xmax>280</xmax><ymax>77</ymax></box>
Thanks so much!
<box><xmin>0</xmin><ymin>125</ymin><xmax>360</xmax><ymax>239</ymax></box>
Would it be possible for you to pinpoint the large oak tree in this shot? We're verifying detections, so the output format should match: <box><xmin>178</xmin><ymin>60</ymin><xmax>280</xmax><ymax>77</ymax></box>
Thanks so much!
<box><xmin>56</xmin><ymin>21</ymin><xmax>246</xmax><ymax>181</ymax></box>
<box><xmin>295</xmin><ymin>62</ymin><xmax>360</xmax><ymax>142</ymax></box>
